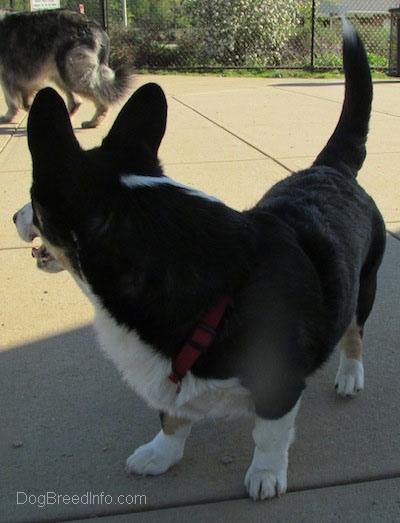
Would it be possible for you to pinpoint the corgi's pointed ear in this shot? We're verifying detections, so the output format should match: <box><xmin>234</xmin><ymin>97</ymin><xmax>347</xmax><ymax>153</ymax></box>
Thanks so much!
<box><xmin>102</xmin><ymin>83</ymin><xmax>167</xmax><ymax>156</ymax></box>
<box><xmin>27</xmin><ymin>88</ymin><xmax>81</xmax><ymax>179</ymax></box>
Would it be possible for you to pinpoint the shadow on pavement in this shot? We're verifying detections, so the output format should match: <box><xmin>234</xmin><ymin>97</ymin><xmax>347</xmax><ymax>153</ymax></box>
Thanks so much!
<box><xmin>1</xmin><ymin>237</ymin><xmax>399</xmax><ymax>522</ymax></box>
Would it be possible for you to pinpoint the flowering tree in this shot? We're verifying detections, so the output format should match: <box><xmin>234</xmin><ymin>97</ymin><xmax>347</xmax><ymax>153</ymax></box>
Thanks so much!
<box><xmin>183</xmin><ymin>0</ymin><xmax>308</xmax><ymax>66</ymax></box>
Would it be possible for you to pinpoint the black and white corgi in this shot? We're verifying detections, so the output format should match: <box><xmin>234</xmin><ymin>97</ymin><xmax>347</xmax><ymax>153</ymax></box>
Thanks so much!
<box><xmin>13</xmin><ymin>23</ymin><xmax>385</xmax><ymax>500</ymax></box>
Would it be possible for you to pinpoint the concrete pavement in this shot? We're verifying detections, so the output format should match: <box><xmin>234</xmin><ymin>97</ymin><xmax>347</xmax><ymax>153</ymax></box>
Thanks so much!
<box><xmin>1</xmin><ymin>75</ymin><xmax>399</xmax><ymax>522</ymax></box>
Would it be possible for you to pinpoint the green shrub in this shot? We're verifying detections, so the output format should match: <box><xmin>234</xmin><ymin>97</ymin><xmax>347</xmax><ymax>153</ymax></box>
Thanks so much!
<box><xmin>180</xmin><ymin>0</ymin><xmax>309</xmax><ymax>66</ymax></box>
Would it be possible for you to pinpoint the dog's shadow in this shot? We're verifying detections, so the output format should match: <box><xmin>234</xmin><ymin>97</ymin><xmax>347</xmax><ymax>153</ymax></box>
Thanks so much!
<box><xmin>1</xmin><ymin>239</ymin><xmax>399</xmax><ymax>521</ymax></box>
<box><xmin>0</xmin><ymin>124</ymin><xmax>102</xmax><ymax>139</ymax></box>
<box><xmin>0</xmin><ymin>126</ymin><xmax>27</xmax><ymax>137</ymax></box>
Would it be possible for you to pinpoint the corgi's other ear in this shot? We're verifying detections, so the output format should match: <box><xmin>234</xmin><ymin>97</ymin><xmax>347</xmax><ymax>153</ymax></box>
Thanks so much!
<box><xmin>102</xmin><ymin>82</ymin><xmax>167</xmax><ymax>159</ymax></box>
<box><xmin>27</xmin><ymin>87</ymin><xmax>81</xmax><ymax>183</ymax></box>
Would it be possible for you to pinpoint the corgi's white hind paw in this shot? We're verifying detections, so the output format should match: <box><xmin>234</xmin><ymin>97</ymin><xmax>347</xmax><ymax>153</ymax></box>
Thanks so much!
<box><xmin>335</xmin><ymin>355</ymin><xmax>364</xmax><ymax>397</ymax></box>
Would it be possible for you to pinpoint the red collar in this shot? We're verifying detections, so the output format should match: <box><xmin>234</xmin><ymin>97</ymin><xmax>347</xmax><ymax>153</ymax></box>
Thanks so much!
<box><xmin>169</xmin><ymin>296</ymin><xmax>230</xmax><ymax>392</ymax></box>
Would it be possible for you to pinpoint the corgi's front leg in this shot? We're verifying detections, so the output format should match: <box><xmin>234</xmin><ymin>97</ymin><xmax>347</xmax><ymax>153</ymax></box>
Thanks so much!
<box><xmin>245</xmin><ymin>398</ymin><xmax>301</xmax><ymax>499</ymax></box>
<box><xmin>126</xmin><ymin>413</ymin><xmax>192</xmax><ymax>475</ymax></box>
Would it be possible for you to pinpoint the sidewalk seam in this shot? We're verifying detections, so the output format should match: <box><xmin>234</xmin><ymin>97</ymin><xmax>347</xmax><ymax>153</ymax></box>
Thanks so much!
<box><xmin>52</xmin><ymin>475</ymin><xmax>400</xmax><ymax>522</ymax></box>
<box><xmin>171</xmin><ymin>96</ymin><xmax>293</xmax><ymax>175</ymax></box>
<box><xmin>0</xmin><ymin>132</ymin><xmax>15</xmax><ymax>155</ymax></box>
<box><xmin>0</xmin><ymin>118</ymin><xmax>27</xmax><ymax>155</ymax></box>
<box><xmin>387</xmin><ymin>230</ymin><xmax>400</xmax><ymax>241</ymax></box>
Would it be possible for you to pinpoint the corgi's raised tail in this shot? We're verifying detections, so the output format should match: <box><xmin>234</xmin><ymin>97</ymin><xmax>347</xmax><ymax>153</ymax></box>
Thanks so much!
<box><xmin>313</xmin><ymin>20</ymin><xmax>372</xmax><ymax>177</ymax></box>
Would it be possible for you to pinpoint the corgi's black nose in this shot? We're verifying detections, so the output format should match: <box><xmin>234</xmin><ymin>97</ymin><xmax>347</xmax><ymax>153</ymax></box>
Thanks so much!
<box><xmin>13</xmin><ymin>212</ymin><xmax>18</xmax><ymax>224</ymax></box>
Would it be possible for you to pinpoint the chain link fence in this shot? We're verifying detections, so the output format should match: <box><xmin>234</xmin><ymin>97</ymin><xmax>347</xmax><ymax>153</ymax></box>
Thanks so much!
<box><xmin>0</xmin><ymin>0</ymin><xmax>398</xmax><ymax>72</ymax></box>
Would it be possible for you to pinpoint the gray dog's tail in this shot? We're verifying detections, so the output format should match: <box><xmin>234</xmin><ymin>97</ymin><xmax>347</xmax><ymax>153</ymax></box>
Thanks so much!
<box><xmin>312</xmin><ymin>20</ymin><xmax>372</xmax><ymax>178</ymax></box>
<box><xmin>95</xmin><ymin>64</ymin><xmax>134</xmax><ymax>105</ymax></box>
<box><xmin>63</xmin><ymin>44</ymin><xmax>135</xmax><ymax>106</ymax></box>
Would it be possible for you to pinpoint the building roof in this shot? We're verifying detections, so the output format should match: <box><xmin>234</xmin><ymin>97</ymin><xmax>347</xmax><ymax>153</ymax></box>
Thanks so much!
<box><xmin>319</xmin><ymin>0</ymin><xmax>399</xmax><ymax>15</ymax></box>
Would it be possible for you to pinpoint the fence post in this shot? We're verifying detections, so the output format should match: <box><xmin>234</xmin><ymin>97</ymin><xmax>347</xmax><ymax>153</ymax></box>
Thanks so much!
<box><xmin>122</xmin><ymin>0</ymin><xmax>128</xmax><ymax>27</ymax></box>
<box><xmin>100</xmin><ymin>0</ymin><xmax>108</xmax><ymax>32</ymax></box>
<box><xmin>310</xmin><ymin>0</ymin><xmax>316</xmax><ymax>71</ymax></box>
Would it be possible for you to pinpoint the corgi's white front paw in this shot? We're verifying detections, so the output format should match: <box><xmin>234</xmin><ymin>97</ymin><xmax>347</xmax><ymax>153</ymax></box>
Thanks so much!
<box><xmin>245</xmin><ymin>465</ymin><xmax>287</xmax><ymax>500</ymax></box>
<box><xmin>126</xmin><ymin>430</ymin><xmax>185</xmax><ymax>475</ymax></box>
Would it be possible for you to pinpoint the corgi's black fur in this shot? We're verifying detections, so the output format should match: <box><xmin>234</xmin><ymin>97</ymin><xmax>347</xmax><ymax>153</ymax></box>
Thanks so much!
<box><xmin>14</xmin><ymin>23</ymin><xmax>386</xmax><ymax>500</ymax></box>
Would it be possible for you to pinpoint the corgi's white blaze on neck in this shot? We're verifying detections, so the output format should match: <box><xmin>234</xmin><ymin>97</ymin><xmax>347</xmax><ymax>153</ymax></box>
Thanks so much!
<box><xmin>120</xmin><ymin>173</ymin><xmax>221</xmax><ymax>203</ymax></box>
<box><xmin>91</xmin><ymin>302</ymin><xmax>253</xmax><ymax>420</ymax></box>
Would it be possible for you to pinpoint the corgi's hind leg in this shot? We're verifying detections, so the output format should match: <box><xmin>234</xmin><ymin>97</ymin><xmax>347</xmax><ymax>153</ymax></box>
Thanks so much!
<box><xmin>335</xmin><ymin>318</ymin><xmax>364</xmax><ymax>396</ymax></box>
<box><xmin>335</xmin><ymin>230</ymin><xmax>385</xmax><ymax>397</ymax></box>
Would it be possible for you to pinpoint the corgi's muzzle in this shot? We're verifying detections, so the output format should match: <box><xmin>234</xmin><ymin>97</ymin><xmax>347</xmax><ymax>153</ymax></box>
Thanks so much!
<box><xmin>13</xmin><ymin>202</ymin><xmax>64</xmax><ymax>273</ymax></box>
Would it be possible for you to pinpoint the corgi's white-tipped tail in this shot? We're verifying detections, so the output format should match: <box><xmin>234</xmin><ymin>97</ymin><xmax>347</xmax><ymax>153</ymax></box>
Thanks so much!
<box><xmin>313</xmin><ymin>21</ymin><xmax>372</xmax><ymax>178</ymax></box>
<box><xmin>341</xmin><ymin>17</ymin><xmax>358</xmax><ymax>45</ymax></box>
